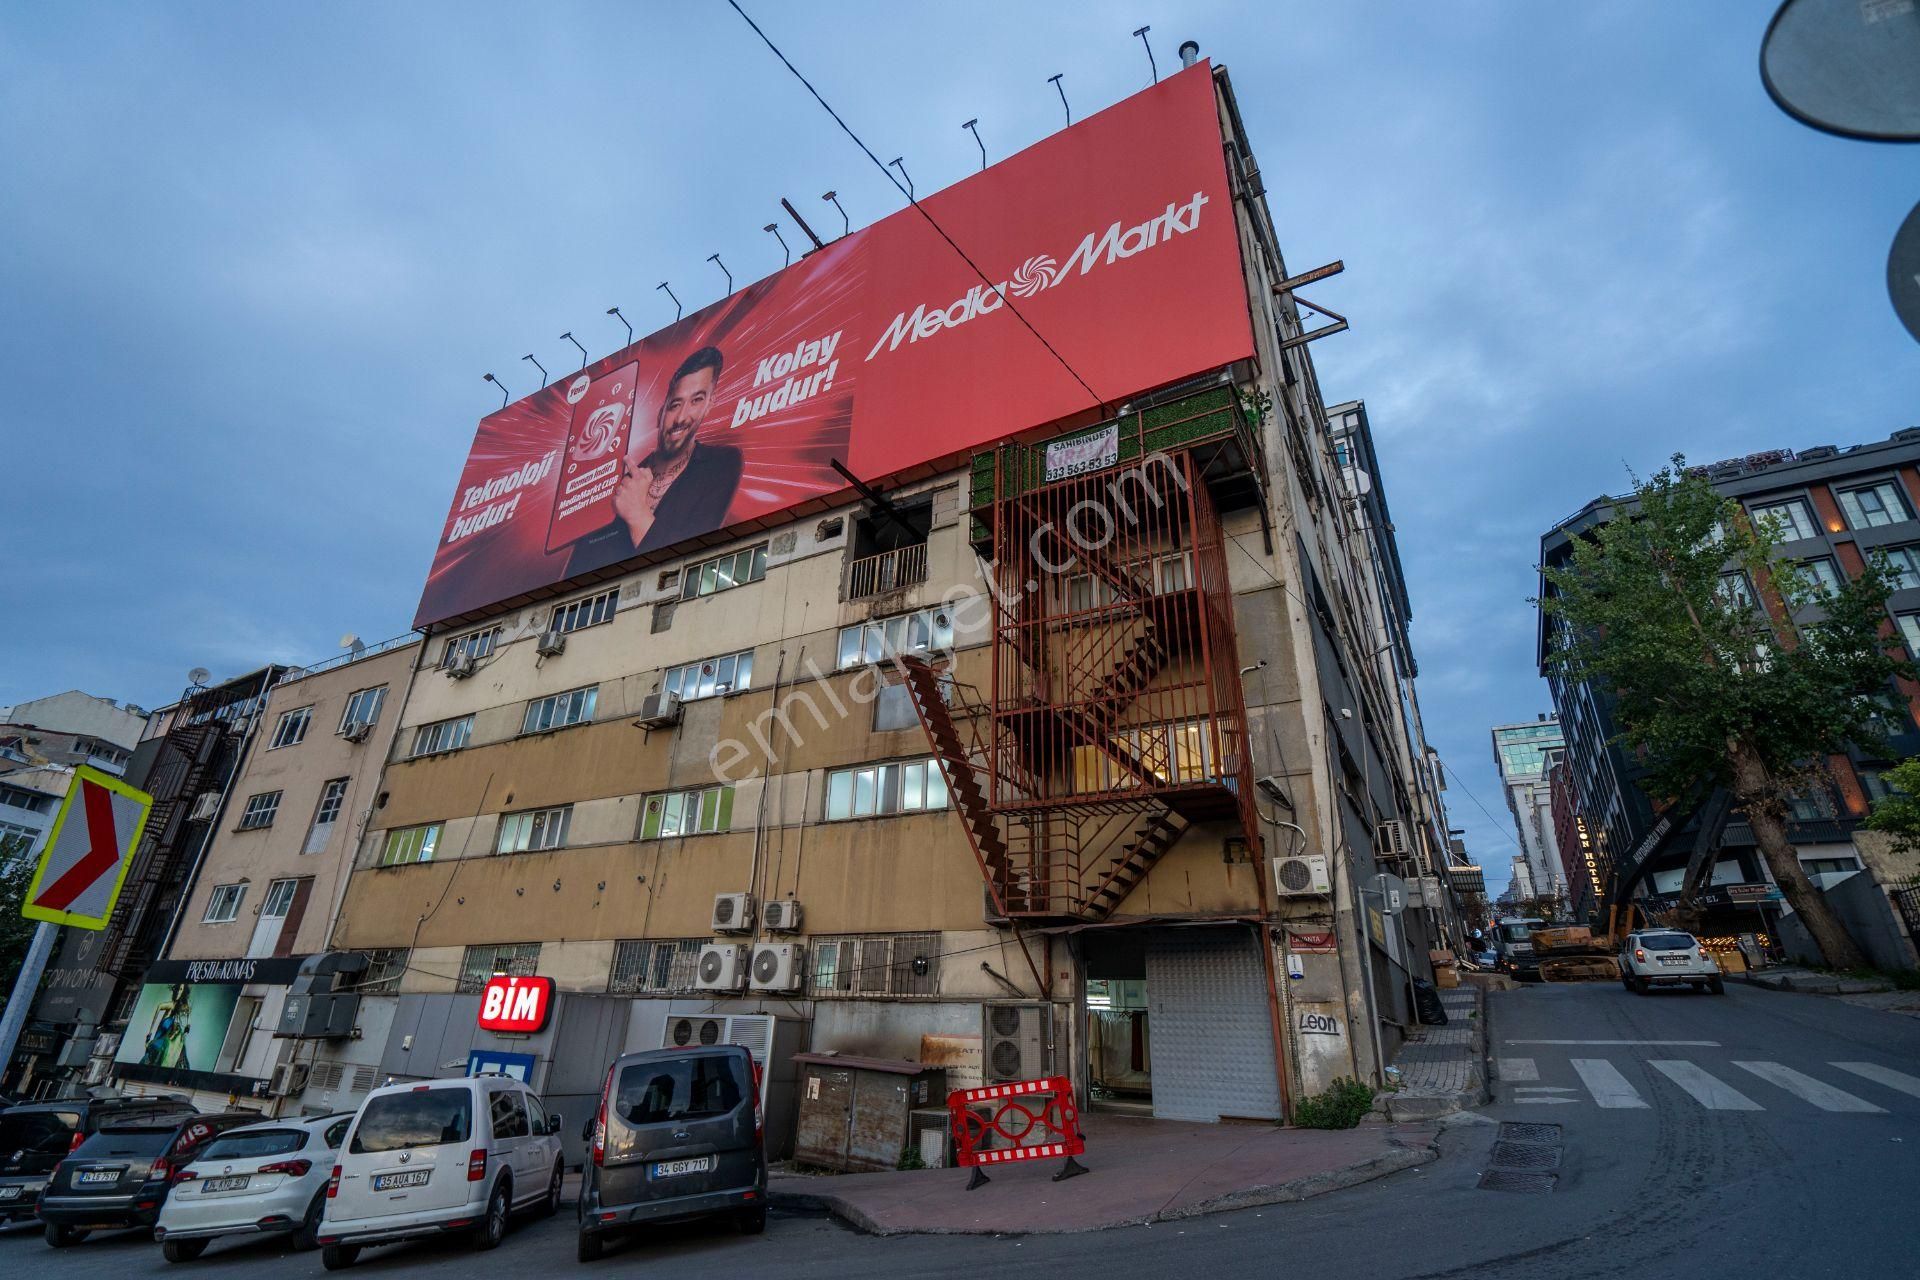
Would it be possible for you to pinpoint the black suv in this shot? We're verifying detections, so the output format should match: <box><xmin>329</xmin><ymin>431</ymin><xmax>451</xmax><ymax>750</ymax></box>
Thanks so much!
<box><xmin>0</xmin><ymin>1096</ymin><xmax>197</xmax><ymax>1229</ymax></box>
<box><xmin>39</xmin><ymin>1111</ymin><xmax>257</xmax><ymax>1246</ymax></box>
<box><xmin>576</xmin><ymin>1044</ymin><xmax>765</xmax><ymax>1262</ymax></box>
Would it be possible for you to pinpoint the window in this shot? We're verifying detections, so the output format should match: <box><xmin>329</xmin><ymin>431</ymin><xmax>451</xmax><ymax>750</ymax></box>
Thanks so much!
<box><xmin>1072</xmin><ymin>720</ymin><xmax>1219</xmax><ymax>794</ymax></box>
<box><xmin>304</xmin><ymin>779</ymin><xmax>349</xmax><ymax>854</ymax></box>
<box><xmin>350</xmin><ymin>1088</ymin><xmax>471</xmax><ymax>1154</ymax></box>
<box><xmin>1898</xmin><ymin>613</ymin><xmax>1920</xmax><ymax>657</ymax></box>
<box><xmin>1798</xmin><ymin>558</ymin><xmax>1843</xmax><ymax>597</ymax></box>
<box><xmin>1786</xmin><ymin>786</ymin><xmax>1834</xmax><ymax>822</ymax></box>
<box><xmin>549</xmin><ymin>588</ymin><xmax>619</xmax><ymax>634</ymax></box>
<box><xmin>837</xmin><ymin>607</ymin><xmax>956</xmax><ymax>669</ymax></box>
<box><xmin>1838</xmin><ymin>481</ymin><xmax>1910</xmax><ymax>530</ymax></box>
<box><xmin>489</xmin><ymin>1089</ymin><xmax>530</xmax><ymax>1139</ymax></box>
<box><xmin>639</xmin><ymin>785</ymin><xmax>734</xmax><ymax>838</ymax></box>
<box><xmin>496</xmin><ymin>805</ymin><xmax>572</xmax><ymax>854</ymax></box>
<box><xmin>457</xmin><ymin>942</ymin><xmax>542</xmax><ymax>993</ymax></box>
<box><xmin>238</xmin><ymin>791</ymin><xmax>282</xmax><ymax>830</ymax></box>
<box><xmin>609</xmin><ymin>939</ymin><xmax>705</xmax><ymax>994</ymax></box>
<box><xmin>663</xmin><ymin>650</ymin><xmax>755</xmax><ymax>701</ymax></box>
<box><xmin>380</xmin><ymin>823</ymin><xmax>441</xmax><ymax>866</ymax></box>
<box><xmin>74</xmin><ymin>738</ymin><xmax>130</xmax><ymax>769</ymax></box>
<box><xmin>339</xmin><ymin>686</ymin><xmax>387</xmax><ymax>732</ymax></box>
<box><xmin>1064</xmin><ymin>551</ymin><xmax>1193</xmax><ymax>611</ymax></box>
<box><xmin>613</xmin><ymin>1055</ymin><xmax>748</xmax><ymax>1125</ymax></box>
<box><xmin>1748</xmin><ymin>497</ymin><xmax>1819</xmax><ymax>541</ymax></box>
<box><xmin>680</xmin><ymin>544</ymin><xmax>769</xmax><ymax>601</ymax></box>
<box><xmin>354</xmin><ymin>948</ymin><xmax>410</xmax><ymax>995</ymax></box>
<box><xmin>1715</xmin><ymin>572</ymin><xmax>1755</xmax><ymax>611</ymax></box>
<box><xmin>824</xmin><ymin>759</ymin><xmax>948</xmax><ymax>820</ymax></box>
<box><xmin>809</xmin><ymin>933</ymin><xmax>941</xmax><ymax>996</ymax></box>
<box><xmin>1804</xmin><ymin>856</ymin><xmax>1862</xmax><ymax>875</ymax></box>
<box><xmin>441</xmin><ymin>627</ymin><xmax>501</xmax><ymax>668</ymax></box>
<box><xmin>1881</xmin><ymin>545</ymin><xmax>1920</xmax><ymax>590</ymax></box>
<box><xmin>203</xmin><ymin>883</ymin><xmax>246</xmax><ymax>923</ymax></box>
<box><xmin>522</xmin><ymin>685</ymin><xmax>597</xmax><ymax>734</ymax></box>
<box><xmin>269</xmin><ymin>707</ymin><xmax>311</xmax><ymax>749</ymax></box>
<box><xmin>260</xmin><ymin>876</ymin><xmax>301</xmax><ymax>918</ymax></box>
<box><xmin>410</xmin><ymin>715</ymin><xmax>473</xmax><ymax>757</ymax></box>
<box><xmin>873</xmin><ymin>682</ymin><xmax>918</xmax><ymax>732</ymax></box>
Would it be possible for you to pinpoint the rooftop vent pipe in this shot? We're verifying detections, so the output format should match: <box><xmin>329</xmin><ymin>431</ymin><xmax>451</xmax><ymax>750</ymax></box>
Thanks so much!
<box><xmin>1178</xmin><ymin>40</ymin><xmax>1200</xmax><ymax>68</ymax></box>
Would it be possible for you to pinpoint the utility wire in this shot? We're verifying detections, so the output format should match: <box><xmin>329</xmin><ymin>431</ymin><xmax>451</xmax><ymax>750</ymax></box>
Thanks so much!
<box><xmin>722</xmin><ymin>0</ymin><xmax>1105</xmax><ymax>412</ymax></box>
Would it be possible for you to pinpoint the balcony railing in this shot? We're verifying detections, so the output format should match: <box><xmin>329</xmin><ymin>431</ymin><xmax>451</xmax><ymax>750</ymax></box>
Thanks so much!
<box><xmin>847</xmin><ymin>543</ymin><xmax>928</xmax><ymax>599</ymax></box>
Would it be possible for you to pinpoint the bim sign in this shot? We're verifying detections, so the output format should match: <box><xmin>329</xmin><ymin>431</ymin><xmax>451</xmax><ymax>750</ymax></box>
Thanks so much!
<box><xmin>477</xmin><ymin>976</ymin><xmax>554</xmax><ymax>1033</ymax></box>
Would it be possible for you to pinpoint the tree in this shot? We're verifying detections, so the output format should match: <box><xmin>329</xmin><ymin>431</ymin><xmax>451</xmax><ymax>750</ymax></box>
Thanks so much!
<box><xmin>0</xmin><ymin>832</ymin><xmax>41</xmax><ymax>993</ymax></box>
<box><xmin>1863</xmin><ymin>757</ymin><xmax>1920</xmax><ymax>857</ymax></box>
<box><xmin>1539</xmin><ymin>456</ymin><xmax>1909</xmax><ymax>971</ymax></box>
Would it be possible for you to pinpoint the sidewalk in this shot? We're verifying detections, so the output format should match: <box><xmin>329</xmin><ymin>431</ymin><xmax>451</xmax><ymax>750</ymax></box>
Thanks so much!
<box><xmin>1381</xmin><ymin>985</ymin><xmax>1485</xmax><ymax>1121</ymax></box>
<box><xmin>768</xmin><ymin>1111</ymin><xmax>1437</xmax><ymax>1236</ymax></box>
<box><xmin>1742</xmin><ymin>965</ymin><xmax>1920</xmax><ymax>1018</ymax></box>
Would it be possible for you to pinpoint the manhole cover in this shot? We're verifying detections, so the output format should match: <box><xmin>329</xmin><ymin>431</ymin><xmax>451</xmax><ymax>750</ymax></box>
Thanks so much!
<box><xmin>1488</xmin><ymin>1141</ymin><xmax>1561</xmax><ymax>1170</ymax></box>
<box><xmin>1497</xmin><ymin>1122</ymin><xmax>1562</xmax><ymax>1144</ymax></box>
<box><xmin>1478</xmin><ymin>1170</ymin><xmax>1557</xmax><ymax>1194</ymax></box>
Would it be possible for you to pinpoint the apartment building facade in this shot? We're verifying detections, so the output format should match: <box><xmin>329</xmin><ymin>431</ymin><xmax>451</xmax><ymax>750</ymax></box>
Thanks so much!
<box><xmin>1490</xmin><ymin>718</ymin><xmax>1567</xmax><ymax>902</ymax></box>
<box><xmin>194</xmin><ymin>59</ymin><xmax>1466</xmax><ymax>1143</ymax></box>
<box><xmin>1539</xmin><ymin>436</ymin><xmax>1920</xmax><ymax>948</ymax></box>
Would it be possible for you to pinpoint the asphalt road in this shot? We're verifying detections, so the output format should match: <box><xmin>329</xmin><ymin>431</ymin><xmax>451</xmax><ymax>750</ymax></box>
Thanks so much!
<box><xmin>14</xmin><ymin>980</ymin><xmax>1920</xmax><ymax>1280</ymax></box>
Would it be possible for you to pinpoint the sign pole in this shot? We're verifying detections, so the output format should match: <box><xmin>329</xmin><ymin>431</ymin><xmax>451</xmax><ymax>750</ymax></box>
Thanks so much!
<box><xmin>0</xmin><ymin>922</ymin><xmax>58</xmax><ymax>1078</ymax></box>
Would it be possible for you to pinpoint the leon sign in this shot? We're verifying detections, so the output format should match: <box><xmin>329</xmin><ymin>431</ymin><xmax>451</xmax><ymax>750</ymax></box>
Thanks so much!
<box><xmin>478</xmin><ymin>975</ymin><xmax>554</xmax><ymax>1034</ymax></box>
<box><xmin>22</xmin><ymin>766</ymin><xmax>153</xmax><ymax>931</ymax></box>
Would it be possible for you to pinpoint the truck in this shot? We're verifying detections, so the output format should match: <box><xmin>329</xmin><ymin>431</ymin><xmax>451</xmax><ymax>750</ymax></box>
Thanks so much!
<box><xmin>1492</xmin><ymin>916</ymin><xmax>1546</xmax><ymax>979</ymax></box>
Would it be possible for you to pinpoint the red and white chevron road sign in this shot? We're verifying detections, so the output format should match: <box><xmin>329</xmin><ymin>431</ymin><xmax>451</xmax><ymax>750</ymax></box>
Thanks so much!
<box><xmin>21</xmin><ymin>765</ymin><xmax>153</xmax><ymax>930</ymax></box>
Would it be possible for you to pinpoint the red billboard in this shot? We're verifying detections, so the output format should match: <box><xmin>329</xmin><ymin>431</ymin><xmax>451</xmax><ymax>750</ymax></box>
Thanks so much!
<box><xmin>415</xmin><ymin>62</ymin><xmax>1252</xmax><ymax>628</ymax></box>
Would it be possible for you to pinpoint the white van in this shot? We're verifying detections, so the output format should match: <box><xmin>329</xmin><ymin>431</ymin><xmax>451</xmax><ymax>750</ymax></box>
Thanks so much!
<box><xmin>316</xmin><ymin>1075</ymin><xmax>563</xmax><ymax>1270</ymax></box>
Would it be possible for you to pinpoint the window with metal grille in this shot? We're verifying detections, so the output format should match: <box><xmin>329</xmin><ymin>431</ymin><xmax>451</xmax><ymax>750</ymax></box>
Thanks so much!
<box><xmin>608</xmin><ymin>939</ymin><xmax>705</xmax><ymax>994</ymax></box>
<box><xmin>203</xmin><ymin>883</ymin><xmax>247</xmax><ymax>923</ymax></box>
<box><xmin>441</xmin><ymin>626</ymin><xmax>501</xmax><ymax>668</ymax></box>
<box><xmin>496</xmin><ymin>805</ymin><xmax>571</xmax><ymax>854</ymax></box>
<box><xmin>808</xmin><ymin>933</ymin><xmax>940</xmax><ymax>997</ymax></box>
<box><xmin>354</xmin><ymin>948</ymin><xmax>409</xmax><ymax>995</ymax></box>
<box><xmin>269</xmin><ymin>707</ymin><xmax>311</xmax><ymax>749</ymax></box>
<box><xmin>238</xmin><ymin>791</ymin><xmax>282</xmax><ymax>830</ymax></box>
<box><xmin>339</xmin><ymin>686</ymin><xmax>387</xmax><ymax>732</ymax></box>
<box><xmin>457</xmin><ymin>942</ymin><xmax>542</xmax><ymax>993</ymax></box>
<box><xmin>680</xmin><ymin>544</ymin><xmax>769</xmax><ymax>601</ymax></box>
<box><xmin>638</xmin><ymin>785</ymin><xmax>734</xmax><ymax>838</ymax></box>
<box><xmin>410</xmin><ymin>715</ymin><xmax>473</xmax><ymax>757</ymax></box>
<box><xmin>824</xmin><ymin>758</ymin><xmax>948</xmax><ymax>820</ymax></box>
<box><xmin>662</xmin><ymin>650</ymin><xmax>754</xmax><ymax>701</ymax></box>
<box><xmin>522</xmin><ymin>686</ymin><xmax>597</xmax><ymax>734</ymax></box>
<box><xmin>836</xmin><ymin>607</ymin><xmax>955</xmax><ymax>669</ymax></box>
<box><xmin>380</xmin><ymin>823</ymin><xmax>441</xmax><ymax>866</ymax></box>
<box><xmin>549</xmin><ymin>588</ymin><xmax>619</xmax><ymax>635</ymax></box>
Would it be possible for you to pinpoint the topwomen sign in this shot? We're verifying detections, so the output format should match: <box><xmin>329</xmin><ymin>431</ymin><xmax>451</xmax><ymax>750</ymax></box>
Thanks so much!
<box><xmin>478</xmin><ymin>976</ymin><xmax>554</xmax><ymax>1034</ymax></box>
<box><xmin>414</xmin><ymin>61</ymin><xmax>1253</xmax><ymax>627</ymax></box>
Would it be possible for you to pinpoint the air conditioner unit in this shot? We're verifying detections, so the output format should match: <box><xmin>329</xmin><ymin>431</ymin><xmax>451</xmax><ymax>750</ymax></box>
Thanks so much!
<box><xmin>711</xmin><ymin>892</ymin><xmax>755</xmax><ymax>935</ymax></box>
<box><xmin>1376</xmin><ymin>820</ymin><xmax>1411</xmax><ymax>858</ymax></box>
<box><xmin>95</xmin><ymin>1031</ymin><xmax>122</xmax><ymax>1059</ymax></box>
<box><xmin>268</xmin><ymin>1062</ymin><xmax>310</xmax><ymax>1097</ymax></box>
<box><xmin>982</xmin><ymin>1002</ymin><xmax>1049</xmax><ymax>1083</ymax></box>
<box><xmin>762</xmin><ymin>899</ymin><xmax>803</xmax><ymax>933</ymax></box>
<box><xmin>635</xmin><ymin>691</ymin><xmax>682</xmax><ymax>728</ymax></box>
<box><xmin>189</xmin><ymin>792</ymin><xmax>222</xmax><ymax>822</ymax></box>
<box><xmin>340</xmin><ymin>721</ymin><xmax>373</xmax><ymax>744</ymax></box>
<box><xmin>446</xmin><ymin>654</ymin><xmax>477</xmax><ymax>679</ymax></box>
<box><xmin>535</xmin><ymin>630</ymin><xmax>567</xmax><ymax>658</ymax></box>
<box><xmin>1411</xmin><ymin>874</ymin><xmax>1441</xmax><ymax>907</ymax></box>
<box><xmin>1273</xmin><ymin>853</ymin><xmax>1333</xmax><ymax>897</ymax></box>
<box><xmin>749</xmin><ymin>942</ymin><xmax>806</xmax><ymax>992</ymax></box>
<box><xmin>694</xmin><ymin>943</ymin><xmax>748</xmax><ymax>991</ymax></box>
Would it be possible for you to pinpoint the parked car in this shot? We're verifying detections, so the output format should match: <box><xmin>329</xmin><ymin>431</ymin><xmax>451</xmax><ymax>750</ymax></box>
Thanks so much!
<box><xmin>153</xmin><ymin>1112</ymin><xmax>354</xmax><ymax>1260</ymax></box>
<box><xmin>0</xmin><ymin>1095</ymin><xmax>199</xmax><ymax>1230</ymax></box>
<box><xmin>317</xmin><ymin>1074</ymin><xmax>564</xmax><ymax>1270</ymax></box>
<box><xmin>1620</xmin><ymin>930</ymin><xmax>1726</xmax><ymax>994</ymax></box>
<box><xmin>39</xmin><ymin>1111</ymin><xmax>260</xmax><ymax>1246</ymax></box>
<box><xmin>576</xmin><ymin>1043</ymin><xmax>765</xmax><ymax>1263</ymax></box>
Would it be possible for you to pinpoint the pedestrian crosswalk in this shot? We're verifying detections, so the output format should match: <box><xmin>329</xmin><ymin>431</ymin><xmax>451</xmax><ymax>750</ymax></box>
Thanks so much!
<box><xmin>1498</xmin><ymin>1055</ymin><xmax>1920</xmax><ymax>1114</ymax></box>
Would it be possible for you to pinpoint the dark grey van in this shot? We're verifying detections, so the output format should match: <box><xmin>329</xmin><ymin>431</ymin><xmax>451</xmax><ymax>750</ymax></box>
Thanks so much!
<box><xmin>575</xmin><ymin>1044</ymin><xmax>765</xmax><ymax>1262</ymax></box>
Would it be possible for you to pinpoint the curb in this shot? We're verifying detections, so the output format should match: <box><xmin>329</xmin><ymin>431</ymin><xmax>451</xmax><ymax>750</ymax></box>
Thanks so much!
<box><xmin>766</xmin><ymin>1130</ymin><xmax>1438</xmax><ymax>1236</ymax></box>
<box><xmin>1380</xmin><ymin>986</ymin><xmax>1488</xmax><ymax>1123</ymax></box>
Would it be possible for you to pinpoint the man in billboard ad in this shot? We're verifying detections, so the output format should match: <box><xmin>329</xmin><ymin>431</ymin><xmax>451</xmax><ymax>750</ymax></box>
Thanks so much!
<box><xmin>414</xmin><ymin>62</ymin><xmax>1252</xmax><ymax>628</ymax></box>
<box><xmin>567</xmin><ymin>345</ymin><xmax>744</xmax><ymax>574</ymax></box>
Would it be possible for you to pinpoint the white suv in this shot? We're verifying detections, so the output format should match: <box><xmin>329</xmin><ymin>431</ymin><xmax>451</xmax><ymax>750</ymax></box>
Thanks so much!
<box><xmin>317</xmin><ymin>1075</ymin><xmax>564</xmax><ymax>1270</ymax></box>
<box><xmin>1620</xmin><ymin>930</ymin><xmax>1726</xmax><ymax>994</ymax></box>
<box><xmin>155</xmin><ymin>1112</ymin><xmax>354</xmax><ymax>1260</ymax></box>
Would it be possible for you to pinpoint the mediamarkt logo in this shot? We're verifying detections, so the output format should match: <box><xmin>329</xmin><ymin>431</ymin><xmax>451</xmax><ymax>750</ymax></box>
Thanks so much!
<box><xmin>865</xmin><ymin>191</ymin><xmax>1210</xmax><ymax>361</ymax></box>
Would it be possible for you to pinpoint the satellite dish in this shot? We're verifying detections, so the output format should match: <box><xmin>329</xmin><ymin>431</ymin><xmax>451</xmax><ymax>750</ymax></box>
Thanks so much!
<box><xmin>1890</xmin><ymin>198</ymin><xmax>1920</xmax><ymax>345</ymax></box>
<box><xmin>1761</xmin><ymin>0</ymin><xmax>1920</xmax><ymax>142</ymax></box>
<box><xmin>339</xmin><ymin>632</ymin><xmax>364</xmax><ymax>655</ymax></box>
<box><xmin>187</xmin><ymin>667</ymin><xmax>211</xmax><ymax>687</ymax></box>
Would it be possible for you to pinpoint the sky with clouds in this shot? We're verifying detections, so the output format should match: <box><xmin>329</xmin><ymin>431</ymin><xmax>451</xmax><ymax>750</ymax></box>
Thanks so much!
<box><xmin>3</xmin><ymin>3</ymin><xmax>1915</xmax><ymax>893</ymax></box>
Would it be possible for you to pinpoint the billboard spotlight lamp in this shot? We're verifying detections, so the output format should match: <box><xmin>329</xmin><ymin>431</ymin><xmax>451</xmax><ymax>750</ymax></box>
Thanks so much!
<box><xmin>482</xmin><ymin>372</ymin><xmax>510</xmax><ymax>407</ymax></box>
<box><xmin>606</xmin><ymin>306</ymin><xmax>633</xmax><ymax>344</ymax></box>
<box><xmin>559</xmin><ymin>331</ymin><xmax>588</xmax><ymax>368</ymax></box>
<box><xmin>822</xmin><ymin>190</ymin><xmax>849</xmax><ymax>237</ymax></box>
<box><xmin>764</xmin><ymin>222</ymin><xmax>791</xmax><ymax>267</ymax></box>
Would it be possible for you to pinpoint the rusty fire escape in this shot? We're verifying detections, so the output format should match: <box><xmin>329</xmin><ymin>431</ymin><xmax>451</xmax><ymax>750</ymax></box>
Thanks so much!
<box><xmin>97</xmin><ymin>718</ymin><xmax>226</xmax><ymax>979</ymax></box>
<box><xmin>905</xmin><ymin>386</ymin><xmax>1268</xmax><ymax>923</ymax></box>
